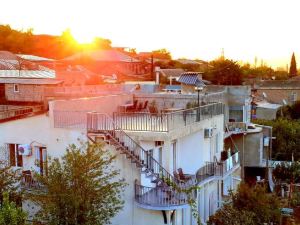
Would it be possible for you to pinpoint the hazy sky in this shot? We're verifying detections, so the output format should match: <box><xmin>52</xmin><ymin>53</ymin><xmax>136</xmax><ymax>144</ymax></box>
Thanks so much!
<box><xmin>1</xmin><ymin>0</ymin><xmax>300</xmax><ymax>67</ymax></box>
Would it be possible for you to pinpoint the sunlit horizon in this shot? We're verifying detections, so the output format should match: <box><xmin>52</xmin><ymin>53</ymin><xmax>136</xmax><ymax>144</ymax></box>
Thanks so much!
<box><xmin>1</xmin><ymin>0</ymin><xmax>300</xmax><ymax>68</ymax></box>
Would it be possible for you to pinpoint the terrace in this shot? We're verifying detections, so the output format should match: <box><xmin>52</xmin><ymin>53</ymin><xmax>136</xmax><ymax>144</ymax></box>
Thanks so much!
<box><xmin>110</xmin><ymin>102</ymin><xmax>223</xmax><ymax>132</ymax></box>
<box><xmin>54</xmin><ymin>102</ymin><xmax>224</xmax><ymax>132</ymax></box>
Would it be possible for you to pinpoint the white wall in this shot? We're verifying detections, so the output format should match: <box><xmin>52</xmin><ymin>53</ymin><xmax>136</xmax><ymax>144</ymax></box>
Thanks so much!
<box><xmin>0</xmin><ymin>115</ymin><xmax>169</xmax><ymax>225</ymax></box>
<box><xmin>177</xmin><ymin>116</ymin><xmax>224</xmax><ymax>175</ymax></box>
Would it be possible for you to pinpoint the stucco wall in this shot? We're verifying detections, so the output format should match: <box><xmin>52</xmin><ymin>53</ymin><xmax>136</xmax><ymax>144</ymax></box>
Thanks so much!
<box><xmin>232</xmin><ymin>131</ymin><xmax>263</xmax><ymax>167</ymax></box>
<box><xmin>0</xmin><ymin>115</ymin><xmax>177</xmax><ymax>225</ymax></box>
<box><xmin>50</xmin><ymin>94</ymin><xmax>132</xmax><ymax>115</ymax></box>
<box><xmin>256</xmin><ymin>107</ymin><xmax>278</xmax><ymax>120</ymax></box>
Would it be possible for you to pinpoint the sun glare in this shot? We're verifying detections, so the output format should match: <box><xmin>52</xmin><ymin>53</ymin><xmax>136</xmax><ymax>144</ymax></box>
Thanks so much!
<box><xmin>73</xmin><ymin>31</ymin><xmax>95</xmax><ymax>44</ymax></box>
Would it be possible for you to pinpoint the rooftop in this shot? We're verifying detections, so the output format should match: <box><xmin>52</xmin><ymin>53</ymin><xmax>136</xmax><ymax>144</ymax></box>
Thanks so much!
<box><xmin>0</xmin><ymin>78</ymin><xmax>63</xmax><ymax>85</ymax></box>
<box><xmin>257</xmin><ymin>80</ymin><xmax>300</xmax><ymax>89</ymax></box>
<box><xmin>63</xmin><ymin>49</ymin><xmax>140</xmax><ymax>63</ymax></box>
<box><xmin>178</xmin><ymin>72</ymin><xmax>206</xmax><ymax>87</ymax></box>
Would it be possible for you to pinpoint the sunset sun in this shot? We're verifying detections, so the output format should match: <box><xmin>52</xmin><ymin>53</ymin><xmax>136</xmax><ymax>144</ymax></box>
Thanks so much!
<box><xmin>73</xmin><ymin>31</ymin><xmax>95</xmax><ymax>44</ymax></box>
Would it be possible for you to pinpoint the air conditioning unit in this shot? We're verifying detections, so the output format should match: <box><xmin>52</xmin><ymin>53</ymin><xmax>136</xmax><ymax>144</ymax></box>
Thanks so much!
<box><xmin>204</xmin><ymin>128</ymin><xmax>213</xmax><ymax>138</ymax></box>
<box><xmin>18</xmin><ymin>144</ymin><xmax>32</xmax><ymax>156</ymax></box>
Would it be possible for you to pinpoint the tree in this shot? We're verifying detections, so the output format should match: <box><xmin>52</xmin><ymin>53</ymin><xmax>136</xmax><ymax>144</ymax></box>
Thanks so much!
<box><xmin>206</xmin><ymin>59</ymin><xmax>242</xmax><ymax>85</ymax></box>
<box><xmin>254</xmin><ymin>118</ymin><xmax>300</xmax><ymax>161</ymax></box>
<box><xmin>152</xmin><ymin>48</ymin><xmax>172</xmax><ymax>60</ymax></box>
<box><xmin>0</xmin><ymin>192</ymin><xmax>27</xmax><ymax>225</ymax></box>
<box><xmin>0</xmin><ymin>146</ymin><xmax>22</xmax><ymax>205</ymax></box>
<box><xmin>289</xmin><ymin>52</ymin><xmax>297</xmax><ymax>77</ymax></box>
<box><xmin>207</xmin><ymin>204</ymin><xmax>256</xmax><ymax>225</ymax></box>
<box><xmin>30</xmin><ymin>142</ymin><xmax>126</xmax><ymax>225</ymax></box>
<box><xmin>273</xmin><ymin>162</ymin><xmax>300</xmax><ymax>184</ymax></box>
<box><xmin>208</xmin><ymin>183</ymin><xmax>280</xmax><ymax>225</ymax></box>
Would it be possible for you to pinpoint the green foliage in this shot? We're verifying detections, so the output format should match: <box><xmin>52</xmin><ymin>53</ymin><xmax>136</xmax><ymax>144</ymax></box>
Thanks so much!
<box><xmin>152</xmin><ymin>48</ymin><xmax>172</xmax><ymax>60</ymax></box>
<box><xmin>0</xmin><ymin>24</ymin><xmax>112</xmax><ymax>59</ymax></box>
<box><xmin>207</xmin><ymin>204</ymin><xmax>256</xmax><ymax>225</ymax></box>
<box><xmin>291</xmin><ymin>192</ymin><xmax>300</xmax><ymax>207</ymax></box>
<box><xmin>0</xmin><ymin>160</ymin><xmax>22</xmax><ymax>205</ymax></box>
<box><xmin>289</xmin><ymin>52</ymin><xmax>297</xmax><ymax>77</ymax></box>
<box><xmin>0</xmin><ymin>25</ymin><xmax>33</xmax><ymax>54</ymax></box>
<box><xmin>208</xmin><ymin>183</ymin><xmax>280</xmax><ymax>225</ymax></box>
<box><xmin>254</xmin><ymin>118</ymin><xmax>300</xmax><ymax>161</ymax></box>
<box><xmin>277</xmin><ymin>101</ymin><xmax>300</xmax><ymax>120</ymax></box>
<box><xmin>205</xmin><ymin>59</ymin><xmax>242</xmax><ymax>85</ymax></box>
<box><xmin>0</xmin><ymin>192</ymin><xmax>27</xmax><ymax>225</ymax></box>
<box><xmin>29</xmin><ymin>142</ymin><xmax>126</xmax><ymax>225</ymax></box>
<box><xmin>273</xmin><ymin>162</ymin><xmax>300</xmax><ymax>183</ymax></box>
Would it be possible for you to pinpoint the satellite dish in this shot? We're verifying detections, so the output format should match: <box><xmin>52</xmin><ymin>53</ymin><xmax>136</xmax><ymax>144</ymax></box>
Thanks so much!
<box><xmin>262</xmin><ymin>92</ymin><xmax>267</xmax><ymax>98</ymax></box>
<box><xmin>282</xmin><ymin>99</ymin><xmax>287</xmax><ymax>105</ymax></box>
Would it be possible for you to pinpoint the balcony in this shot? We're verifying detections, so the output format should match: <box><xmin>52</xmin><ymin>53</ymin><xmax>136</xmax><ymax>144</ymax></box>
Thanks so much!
<box><xmin>221</xmin><ymin>151</ymin><xmax>240</xmax><ymax>178</ymax></box>
<box><xmin>113</xmin><ymin>103</ymin><xmax>224</xmax><ymax>132</ymax></box>
<box><xmin>21</xmin><ymin>172</ymin><xmax>44</xmax><ymax>191</ymax></box>
<box><xmin>224</xmin><ymin>122</ymin><xmax>247</xmax><ymax>138</ymax></box>
<box><xmin>135</xmin><ymin>182</ymin><xmax>190</xmax><ymax>210</ymax></box>
<box><xmin>196</xmin><ymin>162</ymin><xmax>222</xmax><ymax>185</ymax></box>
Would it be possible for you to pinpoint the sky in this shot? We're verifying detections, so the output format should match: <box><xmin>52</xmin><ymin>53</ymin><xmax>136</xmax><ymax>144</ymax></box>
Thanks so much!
<box><xmin>0</xmin><ymin>0</ymin><xmax>300</xmax><ymax>68</ymax></box>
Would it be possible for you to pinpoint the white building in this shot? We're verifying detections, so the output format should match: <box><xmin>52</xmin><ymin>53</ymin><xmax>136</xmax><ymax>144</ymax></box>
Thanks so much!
<box><xmin>0</xmin><ymin>88</ymin><xmax>241</xmax><ymax>225</ymax></box>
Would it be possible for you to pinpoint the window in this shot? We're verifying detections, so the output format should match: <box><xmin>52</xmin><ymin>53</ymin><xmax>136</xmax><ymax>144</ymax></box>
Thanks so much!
<box><xmin>34</xmin><ymin>147</ymin><xmax>47</xmax><ymax>176</ymax></box>
<box><xmin>8</xmin><ymin>144</ymin><xmax>23</xmax><ymax>167</ymax></box>
<box><xmin>13</xmin><ymin>84</ymin><xmax>19</xmax><ymax>92</ymax></box>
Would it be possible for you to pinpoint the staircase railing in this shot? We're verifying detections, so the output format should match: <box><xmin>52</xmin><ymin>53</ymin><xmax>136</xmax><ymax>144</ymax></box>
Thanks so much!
<box><xmin>87</xmin><ymin>112</ymin><xmax>182</xmax><ymax>187</ymax></box>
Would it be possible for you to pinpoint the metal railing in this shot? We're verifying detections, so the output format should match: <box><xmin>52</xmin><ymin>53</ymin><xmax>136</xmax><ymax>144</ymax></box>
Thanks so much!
<box><xmin>87</xmin><ymin>112</ymin><xmax>185</xmax><ymax>187</ymax></box>
<box><xmin>53</xmin><ymin>110</ymin><xmax>88</xmax><ymax>129</ymax></box>
<box><xmin>222</xmin><ymin>151</ymin><xmax>240</xmax><ymax>176</ymax></box>
<box><xmin>21</xmin><ymin>174</ymin><xmax>43</xmax><ymax>190</ymax></box>
<box><xmin>196</xmin><ymin>162</ymin><xmax>222</xmax><ymax>184</ymax></box>
<box><xmin>226</xmin><ymin>122</ymin><xmax>247</xmax><ymax>132</ymax></box>
<box><xmin>113</xmin><ymin>102</ymin><xmax>224</xmax><ymax>132</ymax></box>
<box><xmin>135</xmin><ymin>183</ymin><xmax>189</xmax><ymax>208</ymax></box>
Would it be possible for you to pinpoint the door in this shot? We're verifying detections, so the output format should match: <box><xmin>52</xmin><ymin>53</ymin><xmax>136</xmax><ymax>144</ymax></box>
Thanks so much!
<box><xmin>35</xmin><ymin>147</ymin><xmax>47</xmax><ymax>175</ymax></box>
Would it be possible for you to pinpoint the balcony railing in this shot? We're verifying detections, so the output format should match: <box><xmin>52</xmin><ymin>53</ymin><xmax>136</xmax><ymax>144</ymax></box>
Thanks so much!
<box><xmin>21</xmin><ymin>173</ymin><xmax>44</xmax><ymax>191</ymax></box>
<box><xmin>135</xmin><ymin>183</ymin><xmax>189</xmax><ymax>208</ymax></box>
<box><xmin>113</xmin><ymin>102</ymin><xmax>224</xmax><ymax>132</ymax></box>
<box><xmin>222</xmin><ymin>151</ymin><xmax>240</xmax><ymax>176</ymax></box>
<box><xmin>224</xmin><ymin>122</ymin><xmax>247</xmax><ymax>138</ymax></box>
<box><xmin>196</xmin><ymin>162</ymin><xmax>222</xmax><ymax>184</ymax></box>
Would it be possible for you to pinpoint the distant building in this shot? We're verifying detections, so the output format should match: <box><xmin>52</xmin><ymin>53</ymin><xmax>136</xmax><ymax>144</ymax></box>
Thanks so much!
<box><xmin>178</xmin><ymin>72</ymin><xmax>206</xmax><ymax>94</ymax></box>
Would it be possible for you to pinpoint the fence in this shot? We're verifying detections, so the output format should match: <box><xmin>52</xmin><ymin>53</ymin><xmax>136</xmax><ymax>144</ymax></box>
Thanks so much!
<box><xmin>113</xmin><ymin>102</ymin><xmax>224</xmax><ymax>132</ymax></box>
<box><xmin>53</xmin><ymin>110</ymin><xmax>88</xmax><ymax>129</ymax></box>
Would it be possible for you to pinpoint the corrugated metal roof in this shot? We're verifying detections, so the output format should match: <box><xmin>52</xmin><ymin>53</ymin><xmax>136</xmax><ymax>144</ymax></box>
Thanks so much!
<box><xmin>0</xmin><ymin>70</ymin><xmax>55</xmax><ymax>79</ymax></box>
<box><xmin>0</xmin><ymin>78</ymin><xmax>63</xmax><ymax>85</ymax></box>
<box><xmin>178</xmin><ymin>72</ymin><xmax>206</xmax><ymax>87</ymax></box>
<box><xmin>17</xmin><ymin>54</ymin><xmax>55</xmax><ymax>62</ymax></box>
